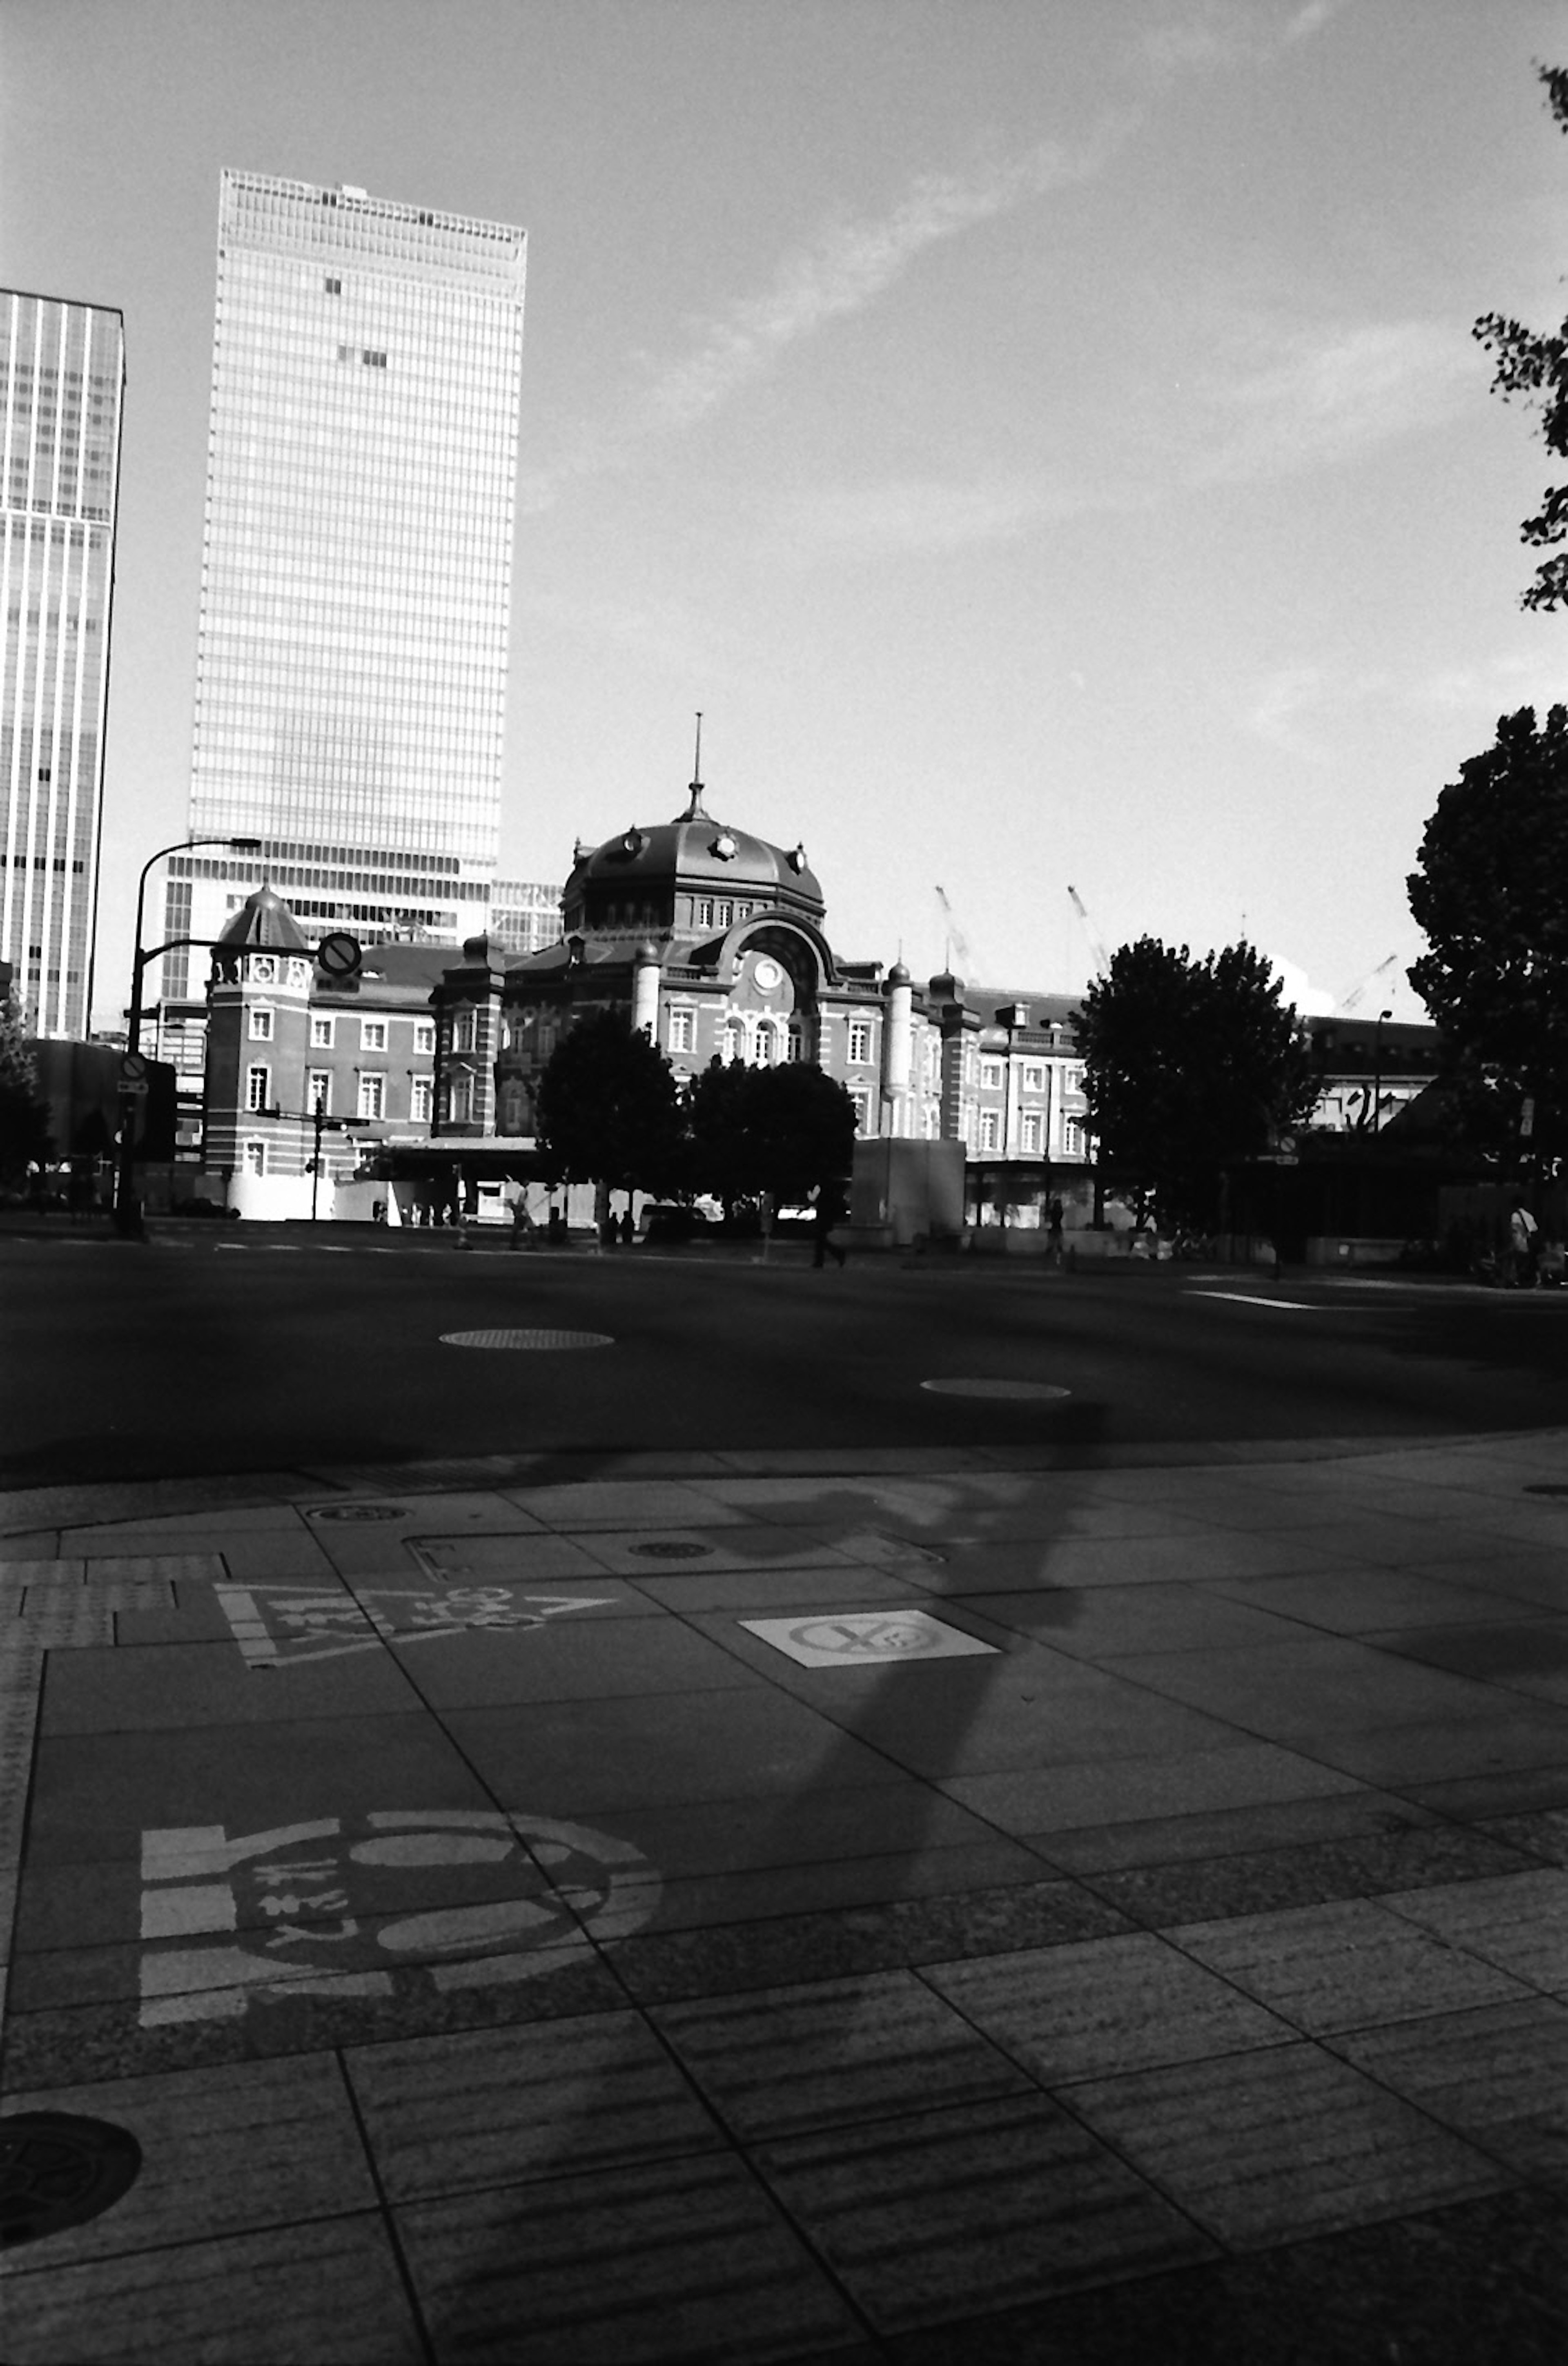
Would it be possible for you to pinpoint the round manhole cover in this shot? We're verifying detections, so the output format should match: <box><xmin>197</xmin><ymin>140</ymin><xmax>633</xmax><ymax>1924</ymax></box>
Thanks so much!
<box><xmin>920</xmin><ymin>1378</ymin><xmax>1071</xmax><ymax>1401</ymax></box>
<box><xmin>441</xmin><ymin>1329</ymin><xmax>614</xmax><ymax>1351</ymax></box>
<box><xmin>0</xmin><ymin>2113</ymin><xmax>142</xmax><ymax>2248</ymax></box>
<box><xmin>307</xmin><ymin>1503</ymin><xmax>409</xmax><ymax>1524</ymax></box>
<box><xmin>626</xmin><ymin>1539</ymin><xmax>717</xmax><ymax>1560</ymax></box>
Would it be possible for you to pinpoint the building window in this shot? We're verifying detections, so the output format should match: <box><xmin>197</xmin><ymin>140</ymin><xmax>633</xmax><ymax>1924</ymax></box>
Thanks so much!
<box><xmin>310</xmin><ymin>1014</ymin><xmax>334</xmax><ymax>1048</ymax></box>
<box><xmin>1022</xmin><ymin>1064</ymin><xmax>1044</xmax><ymax>1094</ymax></box>
<box><xmin>757</xmin><ymin>1022</ymin><xmax>779</xmax><ymax>1066</ymax></box>
<box><xmin>725</xmin><ymin>1020</ymin><xmax>746</xmax><ymax>1063</ymax></box>
<box><xmin>414</xmin><ymin>1020</ymin><xmax>435</xmax><ymax>1055</ymax></box>
<box><xmin>249</xmin><ymin>1006</ymin><xmax>274</xmax><ymax>1041</ymax></box>
<box><xmin>980</xmin><ymin>1058</ymin><xmax>1003</xmax><ymax>1091</ymax></box>
<box><xmin>786</xmin><ymin>1021</ymin><xmax>804</xmax><ymax>1063</ymax></box>
<box><xmin>1020</xmin><ymin>1111</ymin><xmax>1042</xmax><ymax>1155</ymax></box>
<box><xmin>850</xmin><ymin>1087</ymin><xmax>870</xmax><ymax>1134</ymax></box>
<box><xmin>250</xmin><ymin>956</ymin><xmax>276</xmax><ymax>986</ymax></box>
<box><xmin>244</xmin><ymin>1141</ymin><xmax>265</xmax><ymax>1177</ymax></box>
<box><xmin>716</xmin><ymin>900</ymin><xmax>733</xmax><ymax>927</ymax></box>
<box><xmin>411</xmin><ymin>1076</ymin><xmax>433</xmax><ymax>1124</ymax></box>
<box><xmin>246</xmin><ymin>1064</ymin><xmax>270</xmax><ymax>1113</ymax></box>
<box><xmin>980</xmin><ymin>1109</ymin><xmax>1001</xmax><ymax>1152</ymax></box>
<box><xmin>324</xmin><ymin>276</ymin><xmax>342</xmax><ymax>294</ymax></box>
<box><xmin>1062</xmin><ymin>1118</ymin><xmax>1087</xmax><ymax>1161</ymax></box>
<box><xmin>452</xmin><ymin>1011</ymin><xmax>476</xmax><ymax>1052</ymax></box>
<box><xmin>307</xmin><ymin>1069</ymin><xmax>330</xmax><ymax>1113</ymax></box>
<box><xmin>361</xmin><ymin>1018</ymin><xmax>387</xmax><ymax>1052</ymax></box>
<box><xmin>1065</xmin><ymin>1067</ymin><xmax>1085</xmax><ymax>1097</ymax></box>
<box><xmin>358</xmin><ymin>1073</ymin><xmax>385</xmax><ymax>1121</ymax></box>
<box><xmin>695</xmin><ymin>898</ymin><xmax>714</xmax><ymax>928</ymax></box>
<box><xmin>450</xmin><ymin>1073</ymin><xmax>473</xmax><ymax>1124</ymax></box>
<box><xmin>847</xmin><ymin>1019</ymin><xmax>872</xmax><ymax>1065</ymax></box>
<box><xmin>669</xmin><ymin>1008</ymin><xmax>694</xmax><ymax>1053</ymax></box>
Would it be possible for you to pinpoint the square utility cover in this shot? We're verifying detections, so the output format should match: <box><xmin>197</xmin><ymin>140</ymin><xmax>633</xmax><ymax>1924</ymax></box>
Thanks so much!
<box><xmin>740</xmin><ymin>1609</ymin><xmax>998</xmax><ymax>1668</ymax></box>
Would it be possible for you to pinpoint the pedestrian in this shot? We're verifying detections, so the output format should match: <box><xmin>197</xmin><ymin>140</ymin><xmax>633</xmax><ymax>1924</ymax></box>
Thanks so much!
<box><xmin>1508</xmin><ymin>1197</ymin><xmax>1539</xmax><ymax>1287</ymax></box>
<box><xmin>1046</xmin><ymin>1196</ymin><xmax>1065</xmax><ymax>1267</ymax></box>
<box><xmin>509</xmin><ymin>1190</ymin><xmax>537</xmax><ymax>1252</ymax></box>
<box><xmin>811</xmin><ymin>1178</ymin><xmax>848</xmax><ymax>1270</ymax></box>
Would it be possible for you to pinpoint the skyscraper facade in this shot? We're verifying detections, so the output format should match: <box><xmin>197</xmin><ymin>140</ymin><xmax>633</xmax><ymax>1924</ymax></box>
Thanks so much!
<box><xmin>1</xmin><ymin>290</ymin><xmax>125</xmax><ymax>1037</ymax></box>
<box><xmin>165</xmin><ymin>171</ymin><xmax>527</xmax><ymax>994</ymax></box>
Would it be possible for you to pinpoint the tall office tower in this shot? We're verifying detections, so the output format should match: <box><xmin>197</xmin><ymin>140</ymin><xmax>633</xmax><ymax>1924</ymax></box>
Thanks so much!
<box><xmin>164</xmin><ymin>171</ymin><xmax>526</xmax><ymax>995</ymax></box>
<box><xmin>1</xmin><ymin>291</ymin><xmax>125</xmax><ymax>1038</ymax></box>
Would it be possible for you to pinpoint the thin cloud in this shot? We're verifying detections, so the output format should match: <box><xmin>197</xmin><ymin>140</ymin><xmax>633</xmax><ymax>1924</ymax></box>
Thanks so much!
<box><xmin>1140</xmin><ymin>0</ymin><xmax>1352</xmax><ymax>74</ymax></box>
<box><xmin>760</xmin><ymin>472</ymin><xmax>1130</xmax><ymax>563</ymax></box>
<box><xmin>517</xmin><ymin>118</ymin><xmax>1134</xmax><ymax>515</ymax></box>
<box><xmin>1192</xmin><ymin>319</ymin><xmax>1475</xmax><ymax>484</ymax></box>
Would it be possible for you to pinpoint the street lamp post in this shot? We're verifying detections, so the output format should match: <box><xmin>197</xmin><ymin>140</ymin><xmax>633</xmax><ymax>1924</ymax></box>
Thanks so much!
<box><xmin>114</xmin><ymin>835</ymin><xmax>262</xmax><ymax>1231</ymax></box>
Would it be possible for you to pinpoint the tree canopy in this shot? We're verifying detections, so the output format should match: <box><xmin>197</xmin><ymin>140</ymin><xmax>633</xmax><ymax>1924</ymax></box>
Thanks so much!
<box><xmin>0</xmin><ymin>991</ymin><xmax>51</xmax><ymax>1187</ymax></box>
<box><xmin>533</xmin><ymin>1008</ymin><xmax>683</xmax><ymax>1199</ymax></box>
<box><xmin>1407</xmin><ymin>703</ymin><xmax>1568</xmax><ymax>1165</ymax></box>
<box><xmin>1474</xmin><ymin>65</ymin><xmax>1568</xmax><ymax>609</ymax></box>
<box><xmin>1074</xmin><ymin>938</ymin><xmax>1317</xmax><ymax>1232</ymax></box>
<box><xmin>685</xmin><ymin>1056</ymin><xmax>856</xmax><ymax>1216</ymax></box>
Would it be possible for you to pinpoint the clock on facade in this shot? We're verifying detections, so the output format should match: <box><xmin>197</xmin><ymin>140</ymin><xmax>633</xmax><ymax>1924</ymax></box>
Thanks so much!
<box><xmin>752</xmin><ymin>957</ymin><xmax>782</xmax><ymax>992</ymax></box>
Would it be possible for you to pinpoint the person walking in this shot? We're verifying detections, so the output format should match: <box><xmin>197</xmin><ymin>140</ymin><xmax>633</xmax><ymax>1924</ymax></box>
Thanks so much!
<box><xmin>1046</xmin><ymin>1196</ymin><xmax>1065</xmax><ymax>1267</ymax></box>
<box><xmin>811</xmin><ymin>1178</ymin><xmax>848</xmax><ymax>1270</ymax></box>
<box><xmin>1508</xmin><ymin>1197</ymin><xmax>1539</xmax><ymax>1287</ymax></box>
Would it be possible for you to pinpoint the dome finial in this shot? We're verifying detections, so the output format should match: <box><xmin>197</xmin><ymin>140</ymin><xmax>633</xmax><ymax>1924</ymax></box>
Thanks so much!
<box><xmin>681</xmin><ymin>710</ymin><xmax>710</xmax><ymax>820</ymax></box>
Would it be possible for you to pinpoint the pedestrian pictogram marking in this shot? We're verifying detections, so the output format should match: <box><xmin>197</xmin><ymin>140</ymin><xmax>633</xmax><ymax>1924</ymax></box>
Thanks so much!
<box><xmin>741</xmin><ymin>1608</ymin><xmax>998</xmax><ymax>1666</ymax></box>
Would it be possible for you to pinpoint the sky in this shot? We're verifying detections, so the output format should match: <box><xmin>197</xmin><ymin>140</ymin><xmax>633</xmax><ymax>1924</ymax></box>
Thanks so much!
<box><xmin>4</xmin><ymin>0</ymin><xmax>1568</xmax><ymax>1027</ymax></box>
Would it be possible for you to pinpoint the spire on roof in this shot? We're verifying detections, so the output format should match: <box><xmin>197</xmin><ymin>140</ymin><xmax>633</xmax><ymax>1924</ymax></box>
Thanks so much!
<box><xmin>678</xmin><ymin>710</ymin><xmax>710</xmax><ymax>820</ymax></box>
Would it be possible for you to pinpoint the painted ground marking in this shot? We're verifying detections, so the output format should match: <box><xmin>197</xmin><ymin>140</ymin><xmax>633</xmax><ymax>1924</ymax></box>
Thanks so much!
<box><xmin>741</xmin><ymin>1608</ymin><xmax>998</xmax><ymax>1667</ymax></box>
<box><xmin>440</xmin><ymin>1328</ymin><xmax>613</xmax><ymax>1350</ymax></box>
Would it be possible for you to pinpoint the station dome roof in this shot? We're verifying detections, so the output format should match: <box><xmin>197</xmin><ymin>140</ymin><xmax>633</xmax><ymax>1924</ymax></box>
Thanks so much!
<box><xmin>567</xmin><ymin>777</ymin><xmax>825</xmax><ymax>922</ymax></box>
<box><xmin>216</xmin><ymin>884</ymin><xmax>311</xmax><ymax>954</ymax></box>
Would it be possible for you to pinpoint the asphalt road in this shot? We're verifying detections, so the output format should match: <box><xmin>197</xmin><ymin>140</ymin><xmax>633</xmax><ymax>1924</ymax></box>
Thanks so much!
<box><xmin>5</xmin><ymin>1228</ymin><xmax>1568</xmax><ymax>1488</ymax></box>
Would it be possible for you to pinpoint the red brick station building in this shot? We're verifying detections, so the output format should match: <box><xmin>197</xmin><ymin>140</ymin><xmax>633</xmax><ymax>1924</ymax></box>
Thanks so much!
<box><xmin>185</xmin><ymin>768</ymin><xmax>1439</xmax><ymax>1254</ymax></box>
<box><xmin>194</xmin><ymin>771</ymin><xmax>1093</xmax><ymax>1232</ymax></box>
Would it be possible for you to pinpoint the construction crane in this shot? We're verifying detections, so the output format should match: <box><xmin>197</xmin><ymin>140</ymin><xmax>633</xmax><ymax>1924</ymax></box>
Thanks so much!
<box><xmin>934</xmin><ymin>884</ymin><xmax>984</xmax><ymax>980</ymax></box>
<box><xmin>1067</xmin><ymin>884</ymin><xmax>1111</xmax><ymax>980</ymax></box>
<box><xmin>1339</xmin><ymin>954</ymin><xmax>1398</xmax><ymax>1015</ymax></box>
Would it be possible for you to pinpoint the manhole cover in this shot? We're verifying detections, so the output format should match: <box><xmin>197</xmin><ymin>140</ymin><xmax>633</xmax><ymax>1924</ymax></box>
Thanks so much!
<box><xmin>306</xmin><ymin>1503</ymin><xmax>409</xmax><ymax>1523</ymax></box>
<box><xmin>0</xmin><ymin>2113</ymin><xmax>142</xmax><ymax>2248</ymax></box>
<box><xmin>441</xmin><ymin>1330</ymin><xmax>614</xmax><ymax>1351</ymax></box>
<box><xmin>626</xmin><ymin>1539</ymin><xmax>717</xmax><ymax>1560</ymax></box>
<box><xmin>920</xmin><ymin>1378</ymin><xmax>1071</xmax><ymax>1401</ymax></box>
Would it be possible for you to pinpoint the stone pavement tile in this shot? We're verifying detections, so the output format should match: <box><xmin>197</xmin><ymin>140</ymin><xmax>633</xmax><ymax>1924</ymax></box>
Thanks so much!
<box><xmin>386</xmin><ymin>1617</ymin><xmax>763</xmax><ymax>1708</ymax></box>
<box><xmin>1208</xmin><ymin>1566</ymin><xmax>1555</xmax><ymax>1635</ymax></box>
<box><xmin>2</xmin><ymin>1944</ymin><xmax>629</xmax><ymax>2092</ymax></box>
<box><xmin>1000</xmin><ymin>1531</ymin><xmax>1350</xmax><ymax>1591</ymax></box>
<box><xmin>1380</xmin><ymin>1867</ymin><xmax>1568</xmax><ymax>1991</ymax></box>
<box><xmin>1368</xmin><ymin>1614</ymin><xmax>1568</xmax><ymax>1705</ymax></box>
<box><xmin>940</xmin><ymin>1740</ymin><xmax>1365</xmax><ymax>1837</ymax></box>
<box><xmin>37</xmin><ymin>1634</ymin><xmax>424</xmax><ymax>1736</ymax></box>
<box><xmin>753</xmin><ymin>2090</ymin><xmax>1214</xmax><ymax>2335</ymax></box>
<box><xmin>114</xmin><ymin>1584</ymin><xmax>243</xmax><ymax>1647</ymax></box>
<box><xmin>1104</xmin><ymin>1634</ymin><xmax>1514</xmax><ymax>1737</ymax></box>
<box><xmin>1168</xmin><ymin>1897</ymin><xmax>1533</xmax><ymax>2033</ymax></box>
<box><xmin>626</xmin><ymin>1564</ymin><xmax>921</xmax><ymax>1612</ymax></box>
<box><xmin>1328</xmin><ymin>1996</ymin><xmax>1568</xmax><ymax>2185</ymax></box>
<box><xmin>1036</xmin><ymin>1786</ymin><xmax>1438</xmax><ymax>1876</ymax></box>
<box><xmin>303</xmin><ymin>1493</ymin><xmax>547</xmax><ymax>1574</ymax></box>
<box><xmin>0</xmin><ymin>2212</ymin><xmax>427</xmax><ymax>2365</ymax></box>
<box><xmin>0</xmin><ymin>1528</ymin><xmax>61</xmax><ymax>1555</ymax></box>
<box><xmin>609</xmin><ymin>1878</ymin><xmax>1129</xmax><ymax>2006</ymax></box>
<box><xmin>359</xmin><ymin>1529</ymin><xmax>611</xmax><ymax>1584</ymax></box>
<box><xmin>1481</xmin><ymin>1805</ymin><xmax>1568</xmax><ymax>1863</ymax></box>
<box><xmin>1065</xmin><ymin>2042</ymin><xmax>1513</xmax><ymax>2251</ymax></box>
<box><xmin>1412</xmin><ymin>1551</ymin><xmax>1568</xmax><ymax>1614</ymax></box>
<box><xmin>608</xmin><ymin>1780</ymin><xmax>1004</xmax><ymax>1883</ymax></box>
<box><xmin>572</xmin><ymin>1525</ymin><xmax>864</xmax><ymax>1576</ymax></box>
<box><xmin>950</xmin><ymin>1582</ymin><xmax>1305</xmax><ymax>1658</ymax></box>
<box><xmin>343</xmin><ymin>2007</ymin><xmax>724</xmax><ymax>2201</ymax></box>
<box><xmin>444</xmin><ymin>1687</ymin><xmax>912</xmax><ymax>1814</ymax></box>
<box><xmin>646</xmin><ymin>1838</ymin><xmax>1049</xmax><ymax>1929</ymax></box>
<box><xmin>395</xmin><ymin>2148</ymin><xmax>866</xmax><ymax>2364</ymax></box>
<box><xmin>922</xmin><ymin>1929</ymin><xmax>1293</xmax><ymax>2081</ymax></box>
<box><xmin>61</xmin><ymin>1504</ymin><xmax>312</xmax><ymax>1547</ymax></box>
<box><xmin>1084</xmin><ymin>1822</ymin><xmax>1536</xmax><ymax>1927</ymax></box>
<box><xmin>653</xmin><ymin>1967</ymin><xmax>1032</xmax><ymax>2139</ymax></box>
<box><xmin>1297</xmin><ymin>1707</ymin><xmax>1568</xmax><ymax>1789</ymax></box>
<box><xmin>688</xmin><ymin>1473</ymin><xmax>1070</xmax><ymax>1533</ymax></box>
<box><xmin>502</xmin><ymin>1477</ymin><xmax>751</xmax><ymax>1529</ymax></box>
<box><xmin>0</xmin><ymin>2052</ymin><xmax>373</xmax><ymax>2265</ymax></box>
<box><xmin>881</xmin><ymin>2188</ymin><xmax>1568</xmax><ymax>2366</ymax></box>
<box><xmin>1260</xmin><ymin>1513</ymin><xmax>1518</xmax><ymax>1569</ymax></box>
<box><xmin>1407</xmin><ymin>1764</ymin><xmax>1568</xmax><ymax>1820</ymax></box>
<box><xmin>22</xmin><ymin>1707</ymin><xmax>498</xmax><ymax>1867</ymax></box>
<box><xmin>793</xmin><ymin>1664</ymin><xmax>1244</xmax><ymax>1783</ymax></box>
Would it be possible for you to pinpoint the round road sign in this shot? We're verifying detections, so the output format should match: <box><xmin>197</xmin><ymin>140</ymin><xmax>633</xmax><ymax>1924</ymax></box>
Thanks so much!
<box><xmin>316</xmin><ymin>931</ymin><xmax>363</xmax><ymax>980</ymax></box>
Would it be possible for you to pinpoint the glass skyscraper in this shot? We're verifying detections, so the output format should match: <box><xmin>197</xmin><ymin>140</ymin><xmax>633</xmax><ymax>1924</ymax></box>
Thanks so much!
<box><xmin>166</xmin><ymin>171</ymin><xmax>527</xmax><ymax>993</ymax></box>
<box><xmin>1</xmin><ymin>290</ymin><xmax>125</xmax><ymax>1038</ymax></box>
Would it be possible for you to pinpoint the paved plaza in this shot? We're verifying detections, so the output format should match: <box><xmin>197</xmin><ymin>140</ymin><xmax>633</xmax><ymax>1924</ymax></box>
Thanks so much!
<box><xmin>3</xmin><ymin>1430</ymin><xmax>1568</xmax><ymax>2361</ymax></box>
